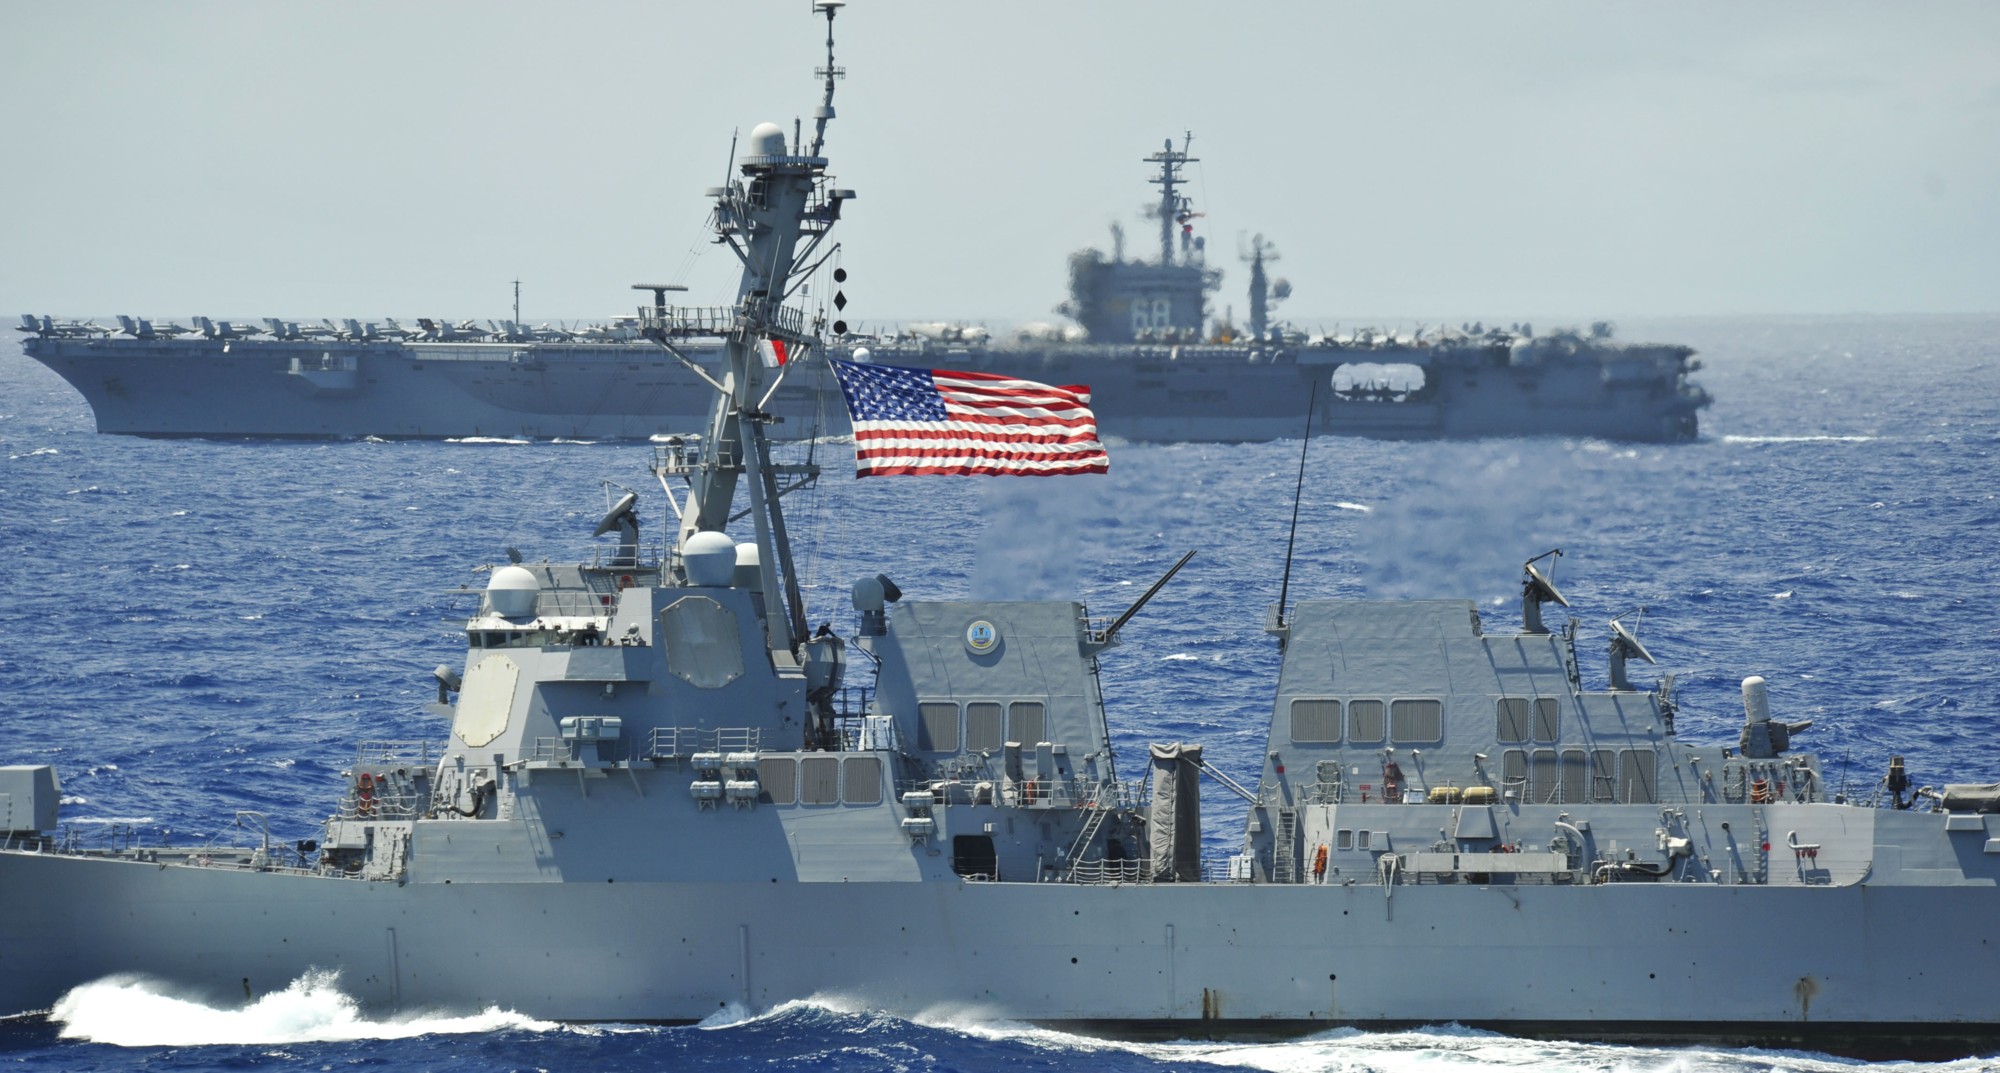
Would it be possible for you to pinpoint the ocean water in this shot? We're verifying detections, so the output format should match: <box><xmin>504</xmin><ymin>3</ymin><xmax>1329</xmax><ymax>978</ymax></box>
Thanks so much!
<box><xmin>2</xmin><ymin>314</ymin><xmax>1998</xmax><ymax>1071</ymax></box>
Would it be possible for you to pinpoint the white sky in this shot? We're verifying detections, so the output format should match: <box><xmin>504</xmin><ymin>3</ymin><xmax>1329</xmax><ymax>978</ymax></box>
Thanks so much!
<box><xmin>4</xmin><ymin>1</ymin><xmax>1996</xmax><ymax>327</ymax></box>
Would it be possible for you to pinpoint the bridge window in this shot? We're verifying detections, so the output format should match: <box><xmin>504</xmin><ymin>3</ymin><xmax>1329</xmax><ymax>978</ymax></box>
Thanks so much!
<box><xmin>1390</xmin><ymin>699</ymin><xmax>1442</xmax><ymax>743</ymax></box>
<box><xmin>918</xmin><ymin>702</ymin><xmax>959</xmax><ymax>753</ymax></box>
<box><xmin>1290</xmin><ymin>699</ymin><xmax>1341</xmax><ymax>743</ymax></box>
<box><xmin>1347</xmin><ymin>699</ymin><xmax>1386</xmax><ymax>744</ymax></box>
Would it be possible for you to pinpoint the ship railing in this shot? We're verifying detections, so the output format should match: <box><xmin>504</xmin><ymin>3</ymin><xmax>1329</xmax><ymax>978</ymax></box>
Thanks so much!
<box><xmin>827</xmin><ymin>685</ymin><xmax>878</xmax><ymax>726</ymax></box>
<box><xmin>526</xmin><ymin>735</ymin><xmax>631</xmax><ymax>766</ymax></box>
<box><xmin>638</xmin><ymin>304</ymin><xmax>810</xmax><ymax>340</ymax></box>
<box><xmin>1071</xmin><ymin>856</ymin><xmax>1247</xmax><ymax>885</ymax></box>
<box><xmin>333</xmin><ymin>795</ymin><xmax>421</xmax><ymax>822</ymax></box>
<box><xmin>582</xmin><ymin>543</ymin><xmax>665</xmax><ymax>575</ymax></box>
<box><xmin>646</xmin><ymin>726</ymin><xmax>763</xmax><ymax>759</ymax></box>
<box><xmin>334</xmin><ymin>752</ymin><xmax>428</xmax><ymax>821</ymax></box>
<box><xmin>651</xmin><ymin>438</ymin><xmax>708</xmax><ymax>478</ymax></box>
<box><xmin>1068</xmin><ymin>859</ymin><xmax>1151</xmax><ymax>885</ymax></box>
<box><xmin>886</xmin><ymin>774</ymin><xmax>1149</xmax><ymax>811</ymax></box>
<box><xmin>354</xmin><ymin>740</ymin><xmax>433</xmax><ymax>766</ymax></box>
<box><xmin>1302</xmin><ymin>779</ymin><xmax>1343</xmax><ymax>805</ymax></box>
<box><xmin>533</xmin><ymin>585</ymin><xmax>629</xmax><ymax>619</ymax></box>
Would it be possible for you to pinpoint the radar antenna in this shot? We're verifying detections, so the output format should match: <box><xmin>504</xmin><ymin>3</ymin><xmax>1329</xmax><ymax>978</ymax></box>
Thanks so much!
<box><xmin>1607</xmin><ymin>606</ymin><xmax>1656</xmax><ymax>691</ymax></box>
<box><xmin>808</xmin><ymin>2</ymin><xmax>845</xmax><ymax>158</ymax></box>
<box><xmin>1521</xmin><ymin>548</ymin><xmax>1569</xmax><ymax>634</ymax></box>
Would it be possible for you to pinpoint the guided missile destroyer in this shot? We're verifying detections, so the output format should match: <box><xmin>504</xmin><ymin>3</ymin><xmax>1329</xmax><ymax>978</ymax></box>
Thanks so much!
<box><xmin>3</xmin><ymin>9</ymin><xmax>1993</xmax><ymax>1058</ymax></box>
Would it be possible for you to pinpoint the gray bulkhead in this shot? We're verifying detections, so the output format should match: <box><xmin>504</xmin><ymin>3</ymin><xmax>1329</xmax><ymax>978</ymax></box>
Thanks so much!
<box><xmin>858</xmin><ymin>599</ymin><xmax>1127</xmax><ymax>882</ymax></box>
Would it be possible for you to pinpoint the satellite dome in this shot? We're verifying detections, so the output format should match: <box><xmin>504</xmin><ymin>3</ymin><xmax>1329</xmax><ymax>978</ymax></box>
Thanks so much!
<box><xmin>487</xmin><ymin>565</ymin><xmax>539</xmax><ymax>619</ymax></box>
<box><xmin>683</xmin><ymin>531</ymin><xmax>736</xmax><ymax>586</ymax></box>
<box><xmin>851</xmin><ymin>346</ymin><xmax>872</xmax><ymax>364</ymax></box>
<box><xmin>747</xmin><ymin>122</ymin><xmax>786</xmax><ymax>158</ymax></box>
<box><xmin>734</xmin><ymin>542</ymin><xmax>764</xmax><ymax>590</ymax></box>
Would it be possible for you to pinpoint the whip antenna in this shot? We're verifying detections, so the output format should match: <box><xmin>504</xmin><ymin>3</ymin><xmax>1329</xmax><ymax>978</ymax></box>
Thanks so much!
<box><xmin>1276</xmin><ymin>378</ymin><xmax>1319</xmax><ymax>631</ymax></box>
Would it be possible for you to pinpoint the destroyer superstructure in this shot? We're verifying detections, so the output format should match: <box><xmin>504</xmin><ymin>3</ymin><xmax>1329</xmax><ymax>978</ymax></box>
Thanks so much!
<box><xmin>3</xmin><ymin>8</ymin><xmax>1996</xmax><ymax>1060</ymax></box>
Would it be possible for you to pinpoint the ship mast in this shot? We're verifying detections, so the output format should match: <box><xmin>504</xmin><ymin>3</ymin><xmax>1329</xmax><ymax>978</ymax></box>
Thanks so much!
<box><xmin>648</xmin><ymin>1</ymin><xmax>854</xmax><ymax>657</ymax></box>
<box><xmin>1145</xmin><ymin>132</ymin><xmax>1198</xmax><ymax>267</ymax></box>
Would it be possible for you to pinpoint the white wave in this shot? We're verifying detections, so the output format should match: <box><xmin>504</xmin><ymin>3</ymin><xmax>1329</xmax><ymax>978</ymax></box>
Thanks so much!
<box><xmin>669</xmin><ymin>997</ymin><xmax>1993</xmax><ymax>1072</ymax></box>
<box><xmin>1773</xmin><ymin>591</ymin><xmax>1793</xmax><ymax>599</ymax></box>
<box><xmin>1162</xmin><ymin>653</ymin><xmax>1200</xmax><ymax>661</ymax></box>
<box><xmin>50</xmin><ymin>969</ymin><xmax>558</xmax><ymax>1047</ymax></box>
<box><xmin>1334</xmin><ymin>501</ymin><xmax>1372</xmax><ymax>513</ymax></box>
<box><xmin>549</xmin><ymin>438</ymin><xmax>599</xmax><ymax>445</ymax></box>
<box><xmin>362</xmin><ymin>435</ymin><xmax>390</xmax><ymax>443</ymax></box>
<box><xmin>1721</xmin><ymin>434</ymin><xmax>1877</xmax><ymax>444</ymax></box>
<box><xmin>695</xmin><ymin>1001</ymin><xmax>760</xmax><ymax>1029</ymax></box>
<box><xmin>7</xmin><ymin>446</ymin><xmax>59</xmax><ymax>460</ymax></box>
<box><xmin>67</xmin><ymin>815</ymin><xmax>155</xmax><ymax>825</ymax></box>
<box><xmin>936</xmin><ymin>1018</ymin><xmax>1978</xmax><ymax>1073</ymax></box>
<box><xmin>445</xmin><ymin>436</ymin><xmax>532</xmax><ymax>445</ymax></box>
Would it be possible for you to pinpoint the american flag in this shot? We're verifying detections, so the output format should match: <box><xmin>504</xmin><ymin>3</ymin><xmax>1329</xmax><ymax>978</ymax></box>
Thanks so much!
<box><xmin>829</xmin><ymin>358</ymin><xmax>1109</xmax><ymax>477</ymax></box>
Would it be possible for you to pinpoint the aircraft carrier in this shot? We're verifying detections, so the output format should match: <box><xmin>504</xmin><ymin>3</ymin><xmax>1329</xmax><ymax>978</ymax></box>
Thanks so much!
<box><xmin>5</xmin><ymin>9</ymin><xmax>1989</xmax><ymax>1059</ymax></box>
<box><xmin>829</xmin><ymin>136</ymin><xmax>1711</xmax><ymax>443</ymax></box>
<box><xmin>18</xmin><ymin>131</ymin><xmax>1708</xmax><ymax>444</ymax></box>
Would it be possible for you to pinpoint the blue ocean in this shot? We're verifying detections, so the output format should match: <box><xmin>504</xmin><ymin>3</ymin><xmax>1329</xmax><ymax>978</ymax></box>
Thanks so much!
<box><xmin>2</xmin><ymin>315</ymin><xmax>1997</xmax><ymax>1071</ymax></box>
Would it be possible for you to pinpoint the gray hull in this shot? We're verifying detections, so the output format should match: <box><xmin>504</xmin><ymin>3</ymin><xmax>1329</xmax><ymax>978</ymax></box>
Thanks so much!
<box><xmin>3</xmin><ymin>847</ymin><xmax>1994</xmax><ymax>1056</ymax></box>
<box><xmin>20</xmin><ymin>337</ymin><xmax>827</xmax><ymax>440</ymax></box>
<box><xmin>22</xmin><ymin>331</ymin><xmax>1705</xmax><ymax>443</ymax></box>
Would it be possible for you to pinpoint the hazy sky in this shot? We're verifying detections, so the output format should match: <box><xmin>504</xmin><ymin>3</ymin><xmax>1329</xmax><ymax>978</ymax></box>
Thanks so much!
<box><xmin>4</xmin><ymin>1</ymin><xmax>1996</xmax><ymax>328</ymax></box>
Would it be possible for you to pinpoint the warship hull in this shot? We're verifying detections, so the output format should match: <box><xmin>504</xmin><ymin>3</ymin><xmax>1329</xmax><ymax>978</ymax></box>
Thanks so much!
<box><xmin>18</xmin><ymin>337</ymin><xmax>833</xmax><ymax>440</ymax></box>
<box><xmin>22</xmin><ymin>331</ymin><xmax>1703</xmax><ymax>443</ymax></box>
<box><xmin>2</xmin><ymin>841</ymin><xmax>1995</xmax><ymax>1057</ymax></box>
<box><xmin>895</xmin><ymin>343</ymin><xmax>1705</xmax><ymax>443</ymax></box>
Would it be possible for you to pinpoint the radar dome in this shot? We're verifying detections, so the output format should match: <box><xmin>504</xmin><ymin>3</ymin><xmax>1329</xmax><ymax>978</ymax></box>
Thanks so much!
<box><xmin>734</xmin><ymin>542</ymin><xmax>763</xmax><ymax>590</ymax></box>
<box><xmin>748</xmin><ymin>122</ymin><xmax>786</xmax><ymax>157</ymax></box>
<box><xmin>487</xmin><ymin>565</ymin><xmax>540</xmax><ymax>619</ymax></box>
<box><xmin>683</xmin><ymin>531</ymin><xmax>737</xmax><ymax>586</ymax></box>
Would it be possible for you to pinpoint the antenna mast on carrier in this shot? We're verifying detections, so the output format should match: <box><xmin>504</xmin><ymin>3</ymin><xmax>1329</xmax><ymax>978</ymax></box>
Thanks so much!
<box><xmin>1145</xmin><ymin>131</ymin><xmax>1199</xmax><ymax>266</ymax></box>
